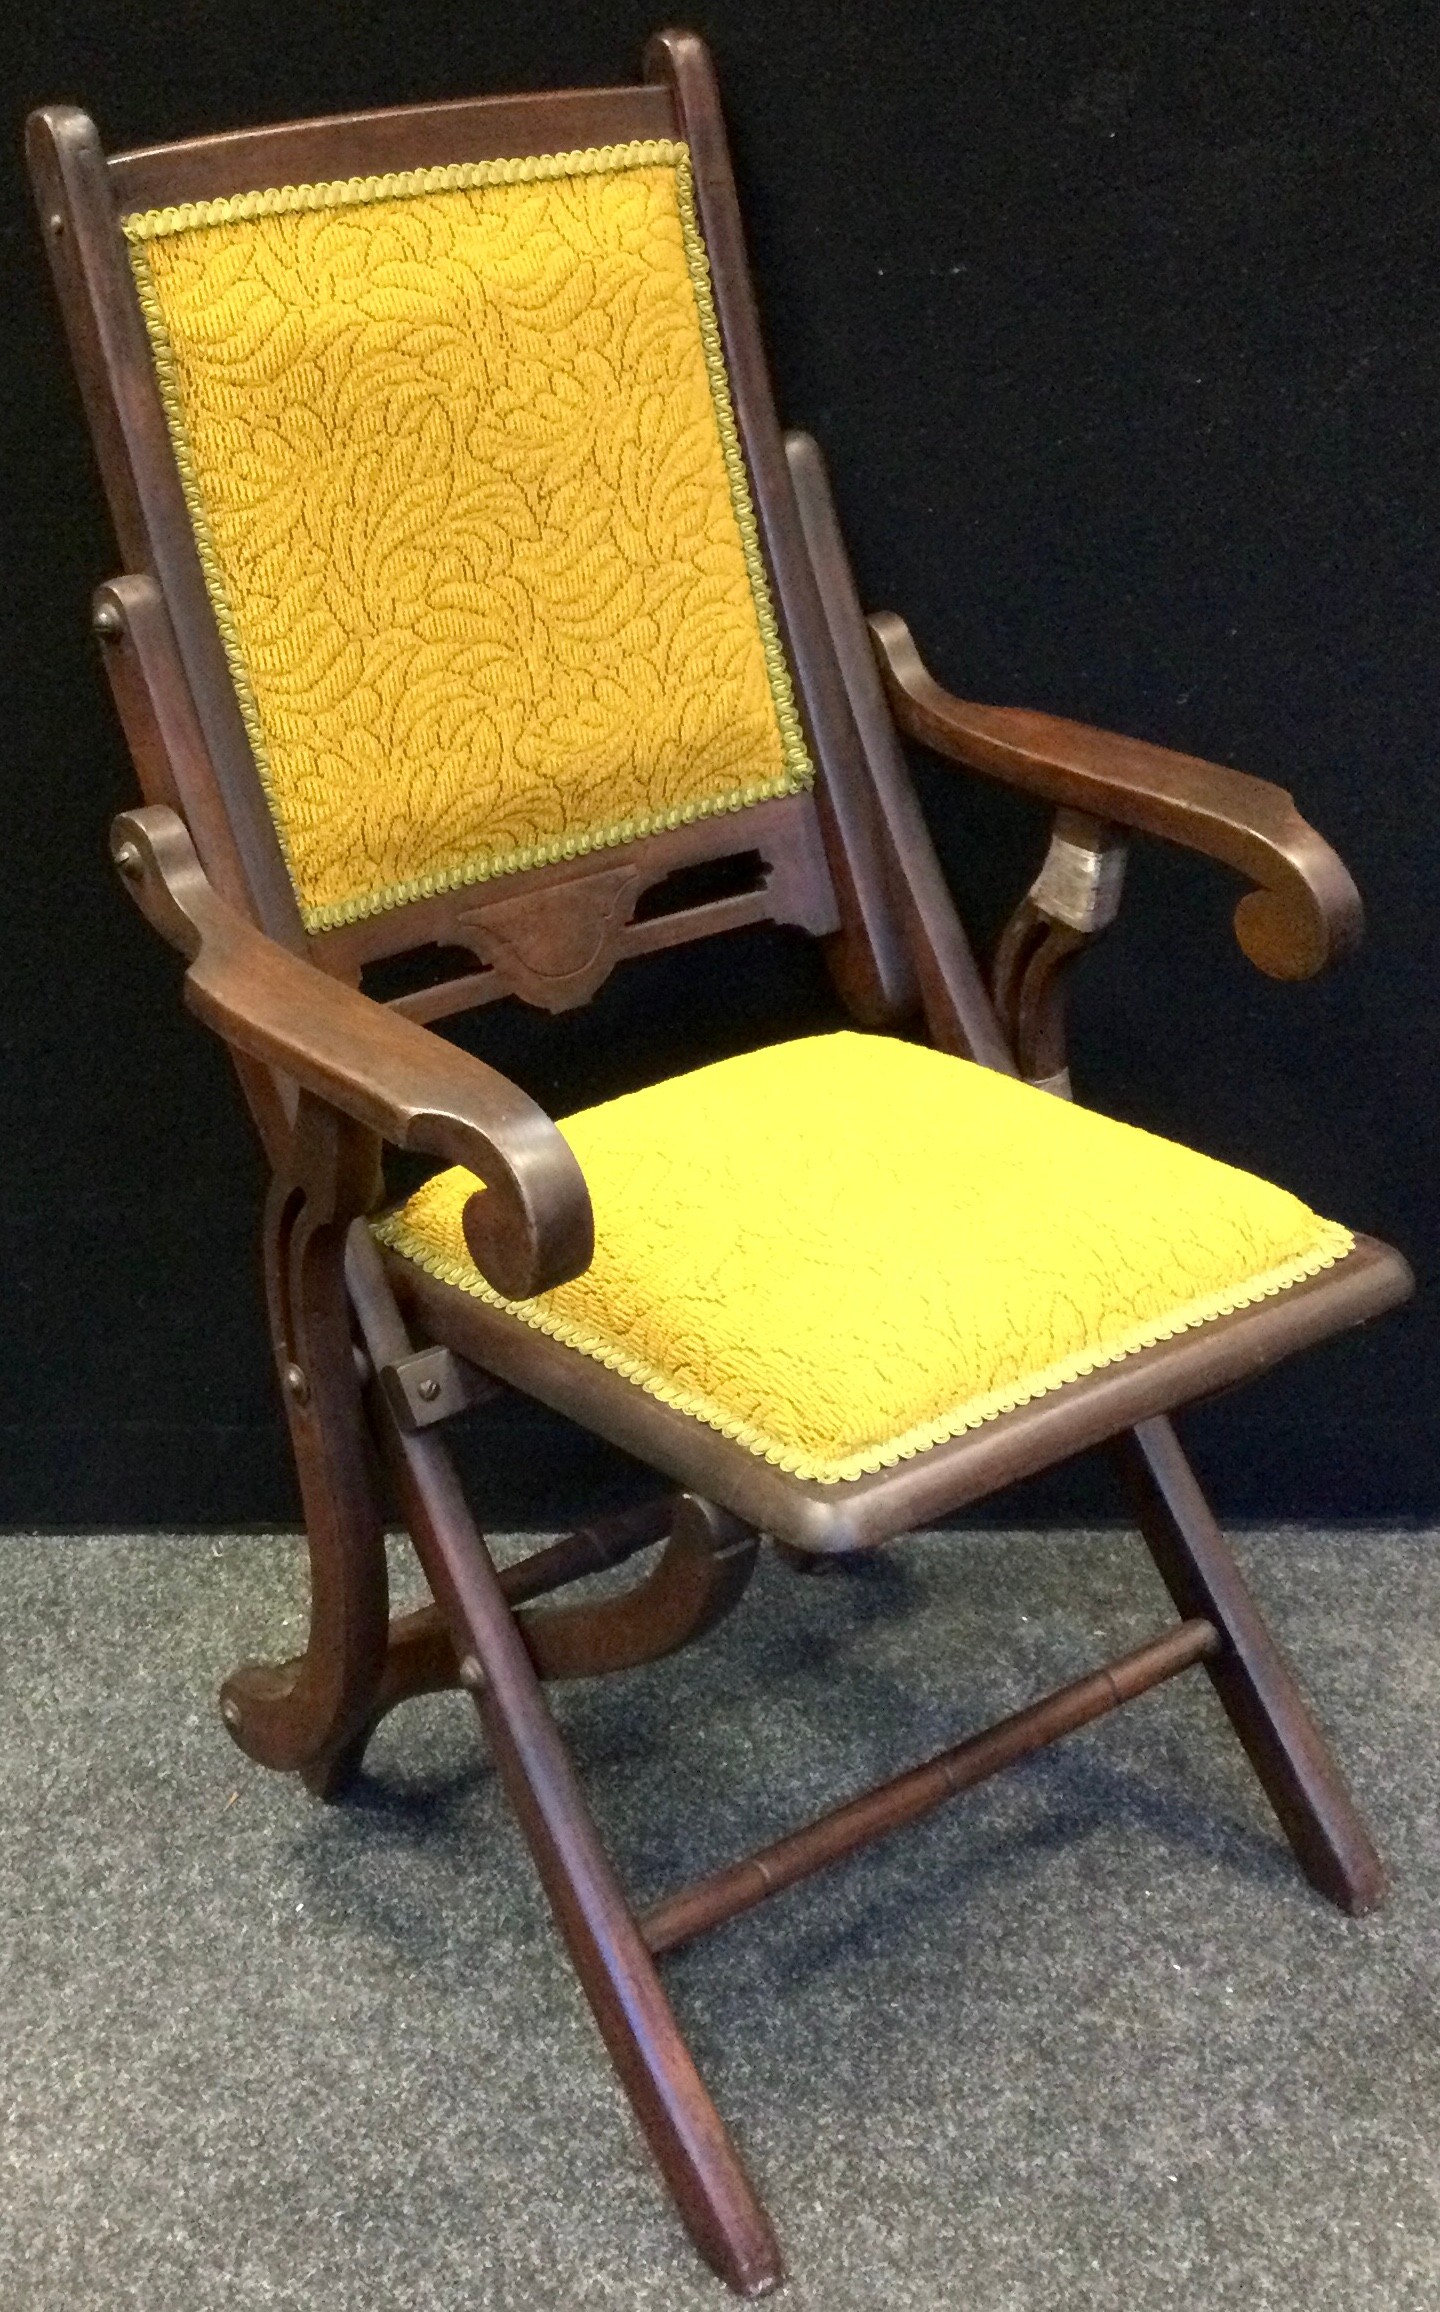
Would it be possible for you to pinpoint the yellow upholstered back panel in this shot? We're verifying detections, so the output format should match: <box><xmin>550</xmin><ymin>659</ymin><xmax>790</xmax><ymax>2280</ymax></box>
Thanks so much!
<box><xmin>123</xmin><ymin>143</ymin><xmax>812</xmax><ymax>930</ymax></box>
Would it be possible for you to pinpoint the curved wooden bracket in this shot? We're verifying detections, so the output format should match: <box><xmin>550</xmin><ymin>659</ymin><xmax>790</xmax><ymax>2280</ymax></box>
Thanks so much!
<box><xmin>458</xmin><ymin>865</ymin><xmax>645</xmax><ymax>1008</ymax></box>
<box><xmin>991</xmin><ymin>904</ymin><xmax>1086</xmax><ymax>1093</ymax></box>
<box><xmin>992</xmin><ymin>810</ymin><xmax>1127</xmax><ymax>1091</ymax></box>
<box><xmin>312</xmin><ymin>1496</ymin><xmax>759</xmax><ymax>1795</ymax></box>
<box><xmin>517</xmin><ymin>1495</ymin><xmax>759</xmax><ymax>1682</ymax></box>
<box><xmin>219</xmin><ymin>1094</ymin><xmax>392</xmax><ymax>1790</ymax></box>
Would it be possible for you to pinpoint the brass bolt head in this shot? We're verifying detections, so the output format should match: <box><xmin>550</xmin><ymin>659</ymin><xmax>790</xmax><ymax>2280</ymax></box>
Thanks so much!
<box><xmin>458</xmin><ymin>1655</ymin><xmax>484</xmax><ymax>1692</ymax></box>
<box><xmin>417</xmin><ymin>1376</ymin><xmax>441</xmax><ymax>1403</ymax></box>
<box><xmin>92</xmin><ymin>599</ymin><xmax>123</xmax><ymax>639</ymax></box>
<box><xmin>284</xmin><ymin>1362</ymin><xmax>310</xmax><ymax>1405</ymax></box>
<box><xmin>112</xmin><ymin>839</ymin><xmax>142</xmax><ymax>880</ymax></box>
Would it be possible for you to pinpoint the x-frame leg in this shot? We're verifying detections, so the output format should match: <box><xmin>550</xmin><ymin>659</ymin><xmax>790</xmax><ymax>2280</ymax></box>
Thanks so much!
<box><xmin>337</xmin><ymin>1230</ymin><xmax>1382</xmax><ymax>2292</ymax></box>
<box><xmin>348</xmin><ymin>1236</ymin><xmax>783</xmax><ymax>2297</ymax></box>
<box><xmin>1115</xmin><ymin>1415</ymin><xmax>1384</xmax><ymax>1914</ymax></box>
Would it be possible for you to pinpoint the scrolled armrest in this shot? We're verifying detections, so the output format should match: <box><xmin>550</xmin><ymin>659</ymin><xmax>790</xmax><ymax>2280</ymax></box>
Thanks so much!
<box><xmin>869</xmin><ymin>612</ymin><xmax>1362</xmax><ymax>979</ymax></box>
<box><xmin>111</xmin><ymin>805</ymin><xmax>593</xmax><ymax>1298</ymax></box>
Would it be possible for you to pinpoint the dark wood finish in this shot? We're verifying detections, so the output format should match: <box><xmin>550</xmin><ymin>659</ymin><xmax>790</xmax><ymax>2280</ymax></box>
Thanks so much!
<box><xmin>220</xmin><ymin>1095</ymin><xmax>392</xmax><ymax>1795</ymax></box>
<box><xmin>646</xmin><ymin>30</ymin><xmax>916</xmax><ymax>1030</ymax></box>
<box><xmin>785</xmin><ymin>430</ymin><xmax>1014</xmax><ymax>1069</ymax></box>
<box><xmin>385</xmin><ymin>970</ymin><xmax>498</xmax><ymax>1030</ymax></box>
<box><xmin>311</xmin><ymin>1597</ymin><xmax>462</xmax><ymax>1799</ymax></box>
<box><xmin>990</xmin><ymin>903</ymin><xmax>1087</xmax><ymax>1092</ymax></box>
<box><xmin>28</xmin><ymin>108</ymin><xmax>308</xmax><ymax>953</ymax></box>
<box><xmin>110</xmin><ymin>803</ymin><xmax>593</xmax><ymax>1299</ymax></box>
<box><xmin>316</xmin><ymin>1492</ymin><xmax>756</xmax><ymax>1767</ymax></box>
<box><xmin>1116</xmin><ymin>1417</ymin><xmax>1386</xmax><ymax>1913</ymax></box>
<box><xmin>377</xmin><ymin>1341</ymin><xmax>502</xmax><ymax>1431</ymax></box>
<box><xmin>457</xmin><ymin>862</ymin><xmax>648</xmax><ymax>1011</ymax></box>
<box><xmin>93</xmin><ymin>574</ymin><xmax>295</xmax><ymax>1158</ymax></box>
<box><xmin>506</xmin><ymin>1498</ymin><xmax>762</xmax><ymax>1683</ymax></box>
<box><xmin>108</xmin><ymin>86</ymin><xmax>678</xmax><ymax>213</ymax></box>
<box><xmin>387</xmin><ymin>1230</ymin><xmax>1413</xmax><ymax>1553</ymax></box>
<box><xmin>871</xmin><ymin>611</ymin><xmax>1364</xmax><ymax>980</ymax></box>
<box><xmin>991</xmin><ymin>809</ymin><xmax>1129</xmax><ymax>1091</ymax></box>
<box><xmin>94</xmin><ymin>576</ymin><xmax>254</xmax><ymax>915</ymax></box>
<box><xmin>311</xmin><ymin>1490</ymin><xmax>681</xmax><ymax>1790</ymax></box>
<box><xmin>346</xmin><ymin>1235</ymin><xmax>782</xmax><ymax>2297</ymax></box>
<box><xmin>516</xmin><ymin>1495</ymin><xmax>758</xmax><ymax>1682</ymax></box>
<box><xmin>331</xmin><ymin>1486</ymin><xmax>758</xmax><ymax>1716</ymax></box>
<box><xmin>500</xmin><ymin>1499</ymin><xmax>676</xmax><ymax>1607</ymax></box>
<box><xmin>316</xmin><ymin>794</ymin><xmax>839</xmax><ymax>1019</ymax></box>
<box><xmin>404</xmin><ymin>1453</ymin><xmax>782</xmax><ymax>2295</ymax></box>
<box><xmin>33</xmin><ymin>32</ymin><xmax>1415</xmax><ymax>2292</ymax></box>
<box><xmin>641</xmin><ymin>1616</ymin><xmax>1219</xmax><ymax>1953</ymax></box>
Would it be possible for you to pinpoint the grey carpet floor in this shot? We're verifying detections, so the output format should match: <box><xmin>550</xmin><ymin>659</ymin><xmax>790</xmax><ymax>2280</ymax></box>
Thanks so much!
<box><xmin>3</xmin><ymin>1526</ymin><xmax>1438</xmax><ymax>2312</ymax></box>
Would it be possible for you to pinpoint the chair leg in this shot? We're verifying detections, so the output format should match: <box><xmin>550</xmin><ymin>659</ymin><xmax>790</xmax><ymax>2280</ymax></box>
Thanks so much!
<box><xmin>344</xmin><ymin>1229</ymin><xmax>782</xmax><ymax>2295</ymax></box>
<box><xmin>1115</xmin><ymin>1415</ymin><xmax>1384</xmax><ymax>1915</ymax></box>
<box><xmin>397</xmin><ymin>1429</ymin><xmax>782</xmax><ymax>2294</ymax></box>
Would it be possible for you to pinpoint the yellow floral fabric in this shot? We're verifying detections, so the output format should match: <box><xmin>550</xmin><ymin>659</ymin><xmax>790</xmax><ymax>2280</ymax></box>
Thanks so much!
<box><xmin>373</xmin><ymin>1033</ymin><xmax>1354</xmax><ymax>1485</ymax></box>
<box><xmin>122</xmin><ymin>144</ymin><xmax>811</xmax><ymax>930</ymax></box>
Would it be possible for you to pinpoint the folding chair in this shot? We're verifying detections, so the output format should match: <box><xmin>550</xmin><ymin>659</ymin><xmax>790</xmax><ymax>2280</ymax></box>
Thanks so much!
<box><xmin>29</xmin><ymin>29</ymin><xmax>1412</xmax><ymax>2292</ymax></box>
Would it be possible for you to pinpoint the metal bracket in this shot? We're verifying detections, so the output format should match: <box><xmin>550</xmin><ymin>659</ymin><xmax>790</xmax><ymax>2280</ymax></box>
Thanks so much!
<box><xmin>378</xmin><ymin>1343</ymin><xmax>501</xmax><ymax>1431</ymax></box>
<box><xmin>1028</xmin><ymin>809</ymin><xmax>1128</xmax><ymax>933</ymax></box>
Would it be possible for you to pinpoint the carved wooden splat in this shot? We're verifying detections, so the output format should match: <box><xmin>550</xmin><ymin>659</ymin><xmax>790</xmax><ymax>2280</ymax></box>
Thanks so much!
<box><xmin>315</xmin><ymin>793</ymin><xmax>841</xmax><ymax>1022</ymax></box>
<box><xmin>458</xmin><ymin>864</ymin><xmax>644</xmax><ymax>1011</ymax></box>
<box><xmin>315</xmin><ymin>795</ymin><xmax>831</xmax><ymax>965</ymax></box>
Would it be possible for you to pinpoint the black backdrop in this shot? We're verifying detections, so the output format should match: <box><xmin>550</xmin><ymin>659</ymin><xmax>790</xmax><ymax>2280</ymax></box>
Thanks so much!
<box><xmin>2</xmin><ymin>1</ymin><xmax>1434</xmax><ymax>1530</ymax></box>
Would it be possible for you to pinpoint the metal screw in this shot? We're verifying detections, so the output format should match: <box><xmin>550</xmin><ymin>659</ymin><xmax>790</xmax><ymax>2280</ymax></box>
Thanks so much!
<box><xmin>112</xmin><ymin>839</ymin><xmax>142</xmax><ymax>879</ymax></box>
<box><xmin>221</xmin><ymin>1697</ymin><xmax>242</xmax><ymax>1727</ymax></box>
<box><xmin>92</xmin><ymin>599</ymin><xmax>122</xmax><ymax>639</ymax></box>
<box><xmin>458</xmin><ymin>1655</ymin><xmax>484</xmax><ymax>1692</ymax></box>
<box><xmin>284</xmin><ymin>1362</ymin><xmax>310</xmax><ymax>1405</ymax></box>
<box><xmin>47</xmin><ymin>211</ymin><xmax>64</xmax><ymax>237</ymax></box>
<box><xmin>417</xmin><ymin>1376</ymin><xmax>441</xmax><ymax>1403</ymax></box>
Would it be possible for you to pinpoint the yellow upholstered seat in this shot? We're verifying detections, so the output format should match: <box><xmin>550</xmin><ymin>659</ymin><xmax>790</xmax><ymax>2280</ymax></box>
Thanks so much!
<box><xmin>374</xmin><ymin>1032</ymin><xmax>1353</xmax><ymax>1486</ymax></box>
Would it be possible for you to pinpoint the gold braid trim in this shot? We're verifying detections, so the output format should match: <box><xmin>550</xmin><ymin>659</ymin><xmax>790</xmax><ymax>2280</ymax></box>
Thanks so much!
<box><xmin>121</xmin><ymin>141</ymin><xmax>692</xmax><ymax>239</ymax></box>
<box><xmin>670</xmin><ymin>155</ymin><xmax>810</xmax><ymax>778</ymax></box>
<box><xmin>121</xmin><ymin>141</ymin><xmax>814</xmax><ymax>933</ymax></box>
<box><xmin>371</xmin><ymin>1211</ymin><xmax>1357</xmax><ymax>1488</ymax></box>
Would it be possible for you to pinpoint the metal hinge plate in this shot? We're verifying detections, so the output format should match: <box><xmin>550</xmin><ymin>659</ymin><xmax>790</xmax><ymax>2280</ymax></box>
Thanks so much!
<box><xmin>378</xmin><ymin>1344</ymin><xmax>500</xmax><ymax>1430</ymax></box>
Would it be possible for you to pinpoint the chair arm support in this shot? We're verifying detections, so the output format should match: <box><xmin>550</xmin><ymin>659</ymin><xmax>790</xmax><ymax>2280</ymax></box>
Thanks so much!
<box><xmin>868</xmin><ymin>612</ymin><xmax>1363</xmax><ymax>980</ymax></box>
<box><xmin>110</xmin><ymin>805</ymin><xmax>594</xmax><ymax>1299</ymax></box>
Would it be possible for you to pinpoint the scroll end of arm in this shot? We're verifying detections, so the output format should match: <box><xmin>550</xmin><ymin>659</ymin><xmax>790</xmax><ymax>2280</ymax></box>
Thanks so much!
<box><xmin>110</xmin><ymin>803</ymin><xmax>594</xmax><ymax>1299</ymax></box>
<box><xmin>867</xmin><ymin>613</ymin><xmax>1364</xmax><ymax>983</ymax></box>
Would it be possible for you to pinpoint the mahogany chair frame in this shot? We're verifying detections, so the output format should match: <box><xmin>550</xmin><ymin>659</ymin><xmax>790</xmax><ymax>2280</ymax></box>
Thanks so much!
<box><xmin>29</xmin><ymin>31</ymin><xmax>1412</xmax><ymax>2295</ymax></box>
